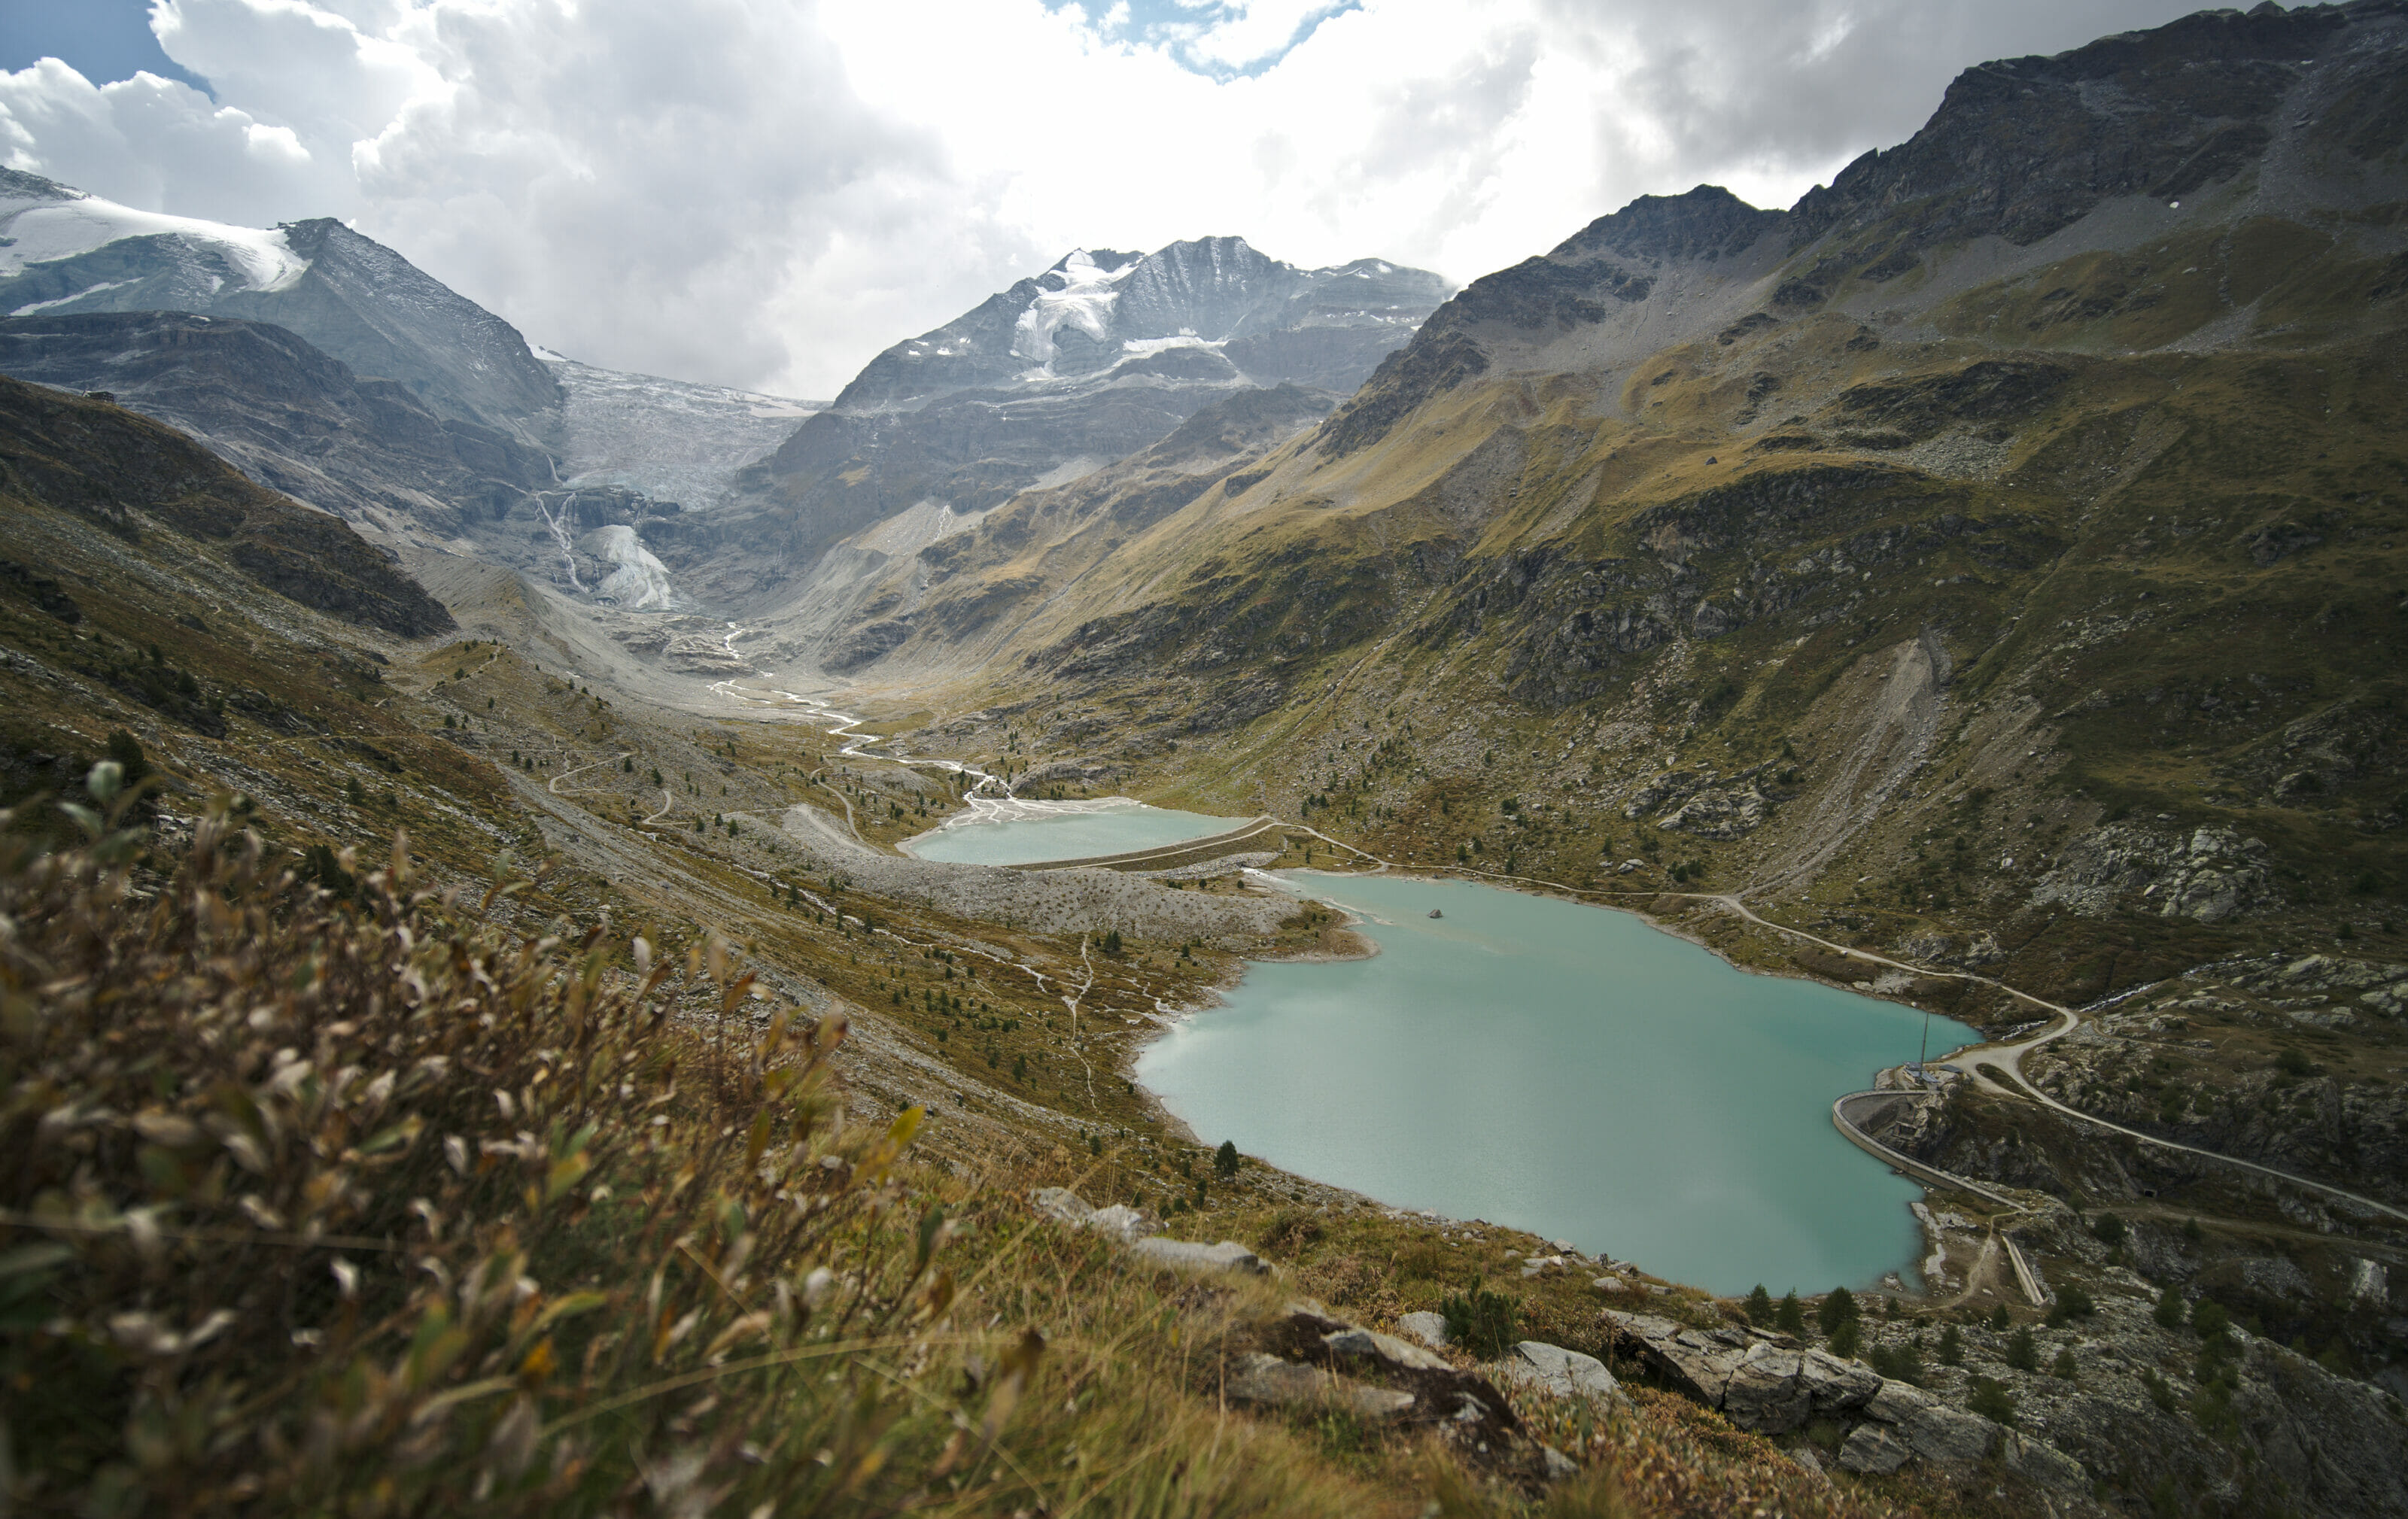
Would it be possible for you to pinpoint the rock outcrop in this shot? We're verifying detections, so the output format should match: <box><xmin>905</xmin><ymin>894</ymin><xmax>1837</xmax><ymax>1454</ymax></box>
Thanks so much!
<box><xmin>2029</xmin><ymin>824</ymin><xmax>2274</xmax><ymax>922</ymax></box>
<box><xmin>1605</xmin><ymin>1311</ymin><xmax>2090</xmax><ymax>1501</ymax></box>
<box><xmin>0</xmin><ymin>378</ymin><xmax>452</xmax><ymax>639</ymax></box>
<box><xmin>1488</xmin><ymin>1341</ymin><xmax>1625</xmax><ymax>1405</ymax></box>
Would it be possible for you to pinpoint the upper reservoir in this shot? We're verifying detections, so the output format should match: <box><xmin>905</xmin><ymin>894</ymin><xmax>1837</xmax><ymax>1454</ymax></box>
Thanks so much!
<box><xmin>905</xmin><ymin>799</ymin><xmax>1238</xmax><ymax>866</ymax></box>
<box><xmin>904</xmin><ymin>809</ymin><xmax>1975</xmax><ymax>1294</ymax></box>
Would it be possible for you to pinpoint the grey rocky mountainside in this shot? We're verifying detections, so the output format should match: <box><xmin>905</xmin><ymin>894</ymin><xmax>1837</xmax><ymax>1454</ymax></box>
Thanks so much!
<box><xmin>0</xmin><ymin>168</ymin><xmax>558</xmax><ymax>440</ymax></box>
<box><xmin>0</xmin><ymin>309</ymin><xmax>693</xmax><ymax>614</ymax></box>
<box><xmin>0</xmin><ymin>311</ymin><xmax>551</xmax><ymax>539</ymax></box>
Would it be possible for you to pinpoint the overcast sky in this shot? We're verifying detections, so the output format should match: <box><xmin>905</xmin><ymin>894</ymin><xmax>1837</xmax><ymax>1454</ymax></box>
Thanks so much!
<box><xmin>1</xmin><ymin>0</ymin><xmax>2206</xmax><ymax>399</ymax></box>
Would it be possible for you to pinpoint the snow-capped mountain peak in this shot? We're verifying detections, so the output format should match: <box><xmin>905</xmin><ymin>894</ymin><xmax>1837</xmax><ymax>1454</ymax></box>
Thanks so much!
<box><xmin>0</xmin><ymin>169</ymin><xmax>310</xmax><ymax>299</ymax></box>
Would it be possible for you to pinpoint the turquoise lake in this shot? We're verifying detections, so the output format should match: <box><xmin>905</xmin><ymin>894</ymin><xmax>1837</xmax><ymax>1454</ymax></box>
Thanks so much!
<box><xmin>908</xmin><ymin>810</ymin><xmax>1977</xmax><ymax>1293</ymax></box>
<box><xmin>905</xmin><ymin>802</ymin><xmax>1238</xmax><ymax>865</ymax></box>
<box><xmin>1142</xmin><ymin>871</ymin><xmax>1979</xmax><ymax>1296</ymax></box>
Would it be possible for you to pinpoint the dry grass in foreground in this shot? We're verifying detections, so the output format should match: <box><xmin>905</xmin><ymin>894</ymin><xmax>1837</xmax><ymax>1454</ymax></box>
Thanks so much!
<box><xmin>0</xmin><ymin>772</ymin><xmax>1932</xmax><ymax>1517</ymax></box>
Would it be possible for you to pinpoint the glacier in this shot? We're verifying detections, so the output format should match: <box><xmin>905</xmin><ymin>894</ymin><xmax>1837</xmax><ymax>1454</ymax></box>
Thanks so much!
<box><xmin>1011</xmin><ymin>250</ymin><xmax>1137</xmax><ymax>366</ymax></box>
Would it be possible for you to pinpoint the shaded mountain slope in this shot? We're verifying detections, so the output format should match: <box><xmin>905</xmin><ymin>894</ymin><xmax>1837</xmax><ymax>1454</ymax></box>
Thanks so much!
<box><xmin>0</xmin><ymin>375</ymin><xmax>451</xmax><ymax>639</ymax></box>
<box><xmin>0</xmin><ymin>310</ymin><xmax>552</xmax><ymax>539</ymax></box>
<box><xmin>744</xmin><ymin>382</ymin><xmax>1340</xmax><ymax>676</ymax></box>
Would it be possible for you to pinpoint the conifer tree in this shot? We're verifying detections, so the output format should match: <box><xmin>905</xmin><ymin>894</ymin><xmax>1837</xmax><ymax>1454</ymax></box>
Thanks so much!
<box><xmin>1774</xmin><ymin>1290</ymin><xmax>1806</xmax><ymax>1335</ymax></box>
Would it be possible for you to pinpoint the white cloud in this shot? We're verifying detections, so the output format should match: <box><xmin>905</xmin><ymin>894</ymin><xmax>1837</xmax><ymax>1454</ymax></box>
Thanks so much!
<box><xmin>0</xmin><ymin>0</ymin><xmax>2208</xmax><ymax>398</ymax></box>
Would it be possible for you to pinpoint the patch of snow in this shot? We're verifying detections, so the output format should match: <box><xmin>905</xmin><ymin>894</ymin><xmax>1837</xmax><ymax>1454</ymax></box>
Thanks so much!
<box><xmin>12</xmin><ymin>278</ymin><xmax>137</xmax><ymax>315</ymax></box>
<box><xmin>0</xmin><ymin>185</ymin><xmax>309</xmax><ymax>290</ymax></box>
<box><xmin>583</xmin><ymin>524</ymin><xmax>683</xmax><ymax>610</ymax></box>
<box><xmin>530</xmin><ymin>343</ymin><xmax>568</xmax><ymax>362</ymax></box>
<box><xmin>1010</xmin><ymin>249</ymin><xmax>1134</xmax><ymax>366</ymax></box>
<box><xmin>1119</xmin><ymin>331</ymin><xmax>1221</xmax><ymax>355</ymax></box>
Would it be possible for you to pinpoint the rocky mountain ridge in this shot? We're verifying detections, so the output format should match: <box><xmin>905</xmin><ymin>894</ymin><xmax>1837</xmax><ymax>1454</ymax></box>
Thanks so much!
<box><xmin>683</xmin><ymin>237</ymin><xmax>1448</xmax><ymax>612</ymax></box>
<box><xmin>0</xmin><ymin>169</ymin><xmax>561</xmax><ymax>439</ymax></box>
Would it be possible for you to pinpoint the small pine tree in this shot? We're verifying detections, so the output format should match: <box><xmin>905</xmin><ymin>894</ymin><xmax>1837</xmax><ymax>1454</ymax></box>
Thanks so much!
<box><xmin>1215</xmin><ymin>1140</ymin><xmax>1239</xmax><ymax>1181</ymax></box>
<box><xmin>2051</xmin><ymin>1347</ymin><xmax>2078</xmax><ymax>1380</ymax></box>
<box><xmin>1818</xmin><ymin>1285</ymin><xmax>1859</xmax><ymax>1336</ymax></box>
<box><xmin>1774</xmin><ymin>1290</ymin><xmax>1806</xmax><ymax>1335</ymax></box>
<box><xmin>2154</xmin><ymin>1284</ymin><xmax>2187</xmax><ymax>1329</ymax></box>
<box><xmin>1744</xmin><ymin>1284</ymin><xmax>1774</xmax><ymax>1326</ymax></box>
<box><xmin>2143</xmin><ymin>1368</ymin><xmax>2178</xmax><ymax>1413</ymax></box>
<box><xmin>1938</xmin><ymin>1324</ymin><xmax>1964</xmax><ymax>1366</ymax></box>
<box><xmin>345</xmin><ymin>775</ymin><xmax>366</xmax><ymax>805</ymax></box>
<box><xmin>1829</xmin><ymin>1319</ymin><xmax>1862</xmax><ymax>1360</ymax></box>
<box><xmin>2046</xmin><ymin>1286</ymin><xmax>2096</xmax><ymax>1326</ymax></box>
<box><xmin>1967</xmin><ymin>1375</ymin><xmax>2017</xmax><ymax>1426</ymax></box>
<box><xmin>104</xmin><ymin>730</ymin><xmax>151</xmax><ymax>791</ymax></box>
<box><xmin>2005</xmin><ymin>1327</ymin><xmax>2040</xmax><ymax>1372</ymax></box>
<box><xmin>1987</xmin><ymin>1303</ymin><xmax>2012</xmax><ymax>1333</ymax></box>
<box><xmin>1439</xmin><ymin>1287</ymin><xmax>1520</xmax><ymax>1360</ymax></box>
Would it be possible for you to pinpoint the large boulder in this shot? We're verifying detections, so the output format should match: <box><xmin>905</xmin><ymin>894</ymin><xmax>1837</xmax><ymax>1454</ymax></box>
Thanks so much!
<box><xmin>1722</xmin><ymin>1344</ymin><xmax>1813</xmax><ymax>1432</ymax></box>
<box><xmin>1032</xmin><ymin>1186</ymin><xmax>1151</xmax><ymax>1243</ymax></box>
<box><xmin>1838</xmin><ymin>1421</ymin><xmax>1914</xmax><ymax>1475</ymax></box>
<box><xmin>1604</xmin><ymin>1311</ymin><xmax>1762</xmax><ymax>1405</ymax></box>
<box><xmin>1717</xmin><ymin>1341</ymin><xmax>1882</xmax><ymax>1433</ymax></box>
<box><xmin>1226</xmin><ymin>1353</ymin><xmax>1415</xmax><ymax>1419</ymax></box>
<box><xmin>1397</xmin><ymin>1311</ymin><xmax>1451</xmax><ymax>1349</ymax></box>
<box><xmin>1610</xmin><ymin>1311</ymin><xmax>2090</xmax><ymax>1493</ymax></box>
<box><xmin>1861</xmin><ymin>1381</ymin><xmax>1999</xmax><ymax>1473</ymax></box>
<box><xmin>1129</xmin><ymin>1237</ymin><xmax>1265</xmax><ymax>1274</ymax></box>
<box><xmin>1324</xmin><ymin>1326</ymin><xmax>1452</xmax><ymax>1373</ymax></box>
<box><xmin>1266</xmin><ymin>1302</ymin><xmax>1522</xmax><ymax>1444</ymax></box>
<box><xmin>1491</xmin><ymin>1341</ymin><xmax>1625</xmax><ymax>1405</ymax></box>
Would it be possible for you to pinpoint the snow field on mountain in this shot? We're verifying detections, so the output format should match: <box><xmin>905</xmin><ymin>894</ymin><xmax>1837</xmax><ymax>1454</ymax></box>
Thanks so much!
<box><xmin>1011</xmin><ymin>248</ymin><xmax>1134</xmax><ymax>363</ymax></box>
<box><xmin>0</xmin><ymin>189</ymin><xmax>309</xmax><ymax>291</ymax></box>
